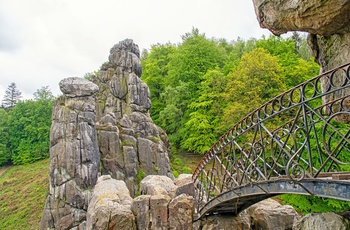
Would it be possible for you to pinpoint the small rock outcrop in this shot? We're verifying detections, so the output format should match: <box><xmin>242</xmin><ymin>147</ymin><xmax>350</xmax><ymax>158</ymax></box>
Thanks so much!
<box><xmin>86</xmin><ymin>175</ymin><xmax>136</xmax><ymax>230</ymax></box>
<box><xmin>293</xmin><ymin>212</ymin><xmax>350</xmax><ymax>230</ymax></box>
<box><xmin>252</xmin><ymin>0</ymin><xmax>350</xmax><ymax>118</ymax></box>
<box><xmin>132</xmin><ymin>174</ymin><xmax>195</xmax><ymax>230</ymax></box>
<box><xmin>198</xmin><ymin>198</ymin><xmax>299</xmax><ymax>230</ymax></box>
<box><xmin>91</xmin><ymin>39</ymin><xmax>173</xmax><ymax>196</ymax></box>
<box><xmin>40</xmin><ymin>77</ymin><xmax>100</xmax><ymax>229</ymax></box>
<box><xmin>247</xmin><ymin>199</ymin><xmax>299</xmax><ymax>230</ymax></box>
<box><xmin>252</xmin><ymin>0</ymin><xmax>350</xmax><ymax>36</ymax></box>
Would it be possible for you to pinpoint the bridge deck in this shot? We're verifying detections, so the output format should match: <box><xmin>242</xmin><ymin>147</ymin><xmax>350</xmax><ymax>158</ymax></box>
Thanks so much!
<box><xmin>195</xmin><ymin>172</ymin><xmax>350</xmax><ymax>220</ymax></box>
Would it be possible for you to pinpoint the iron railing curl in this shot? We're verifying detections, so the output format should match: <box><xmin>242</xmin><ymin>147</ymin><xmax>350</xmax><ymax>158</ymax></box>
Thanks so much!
<box><xmin>192</xmin><ymin>62</ymin><xmax>350</xmax><ymax>212</ymax></box>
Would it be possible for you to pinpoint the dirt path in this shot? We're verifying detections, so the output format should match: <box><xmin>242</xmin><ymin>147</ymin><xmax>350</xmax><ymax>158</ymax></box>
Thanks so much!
<box><xmin>0</xmin><ymin>165</ymin><xmax>12</xmax><ymax>178</ymax></box>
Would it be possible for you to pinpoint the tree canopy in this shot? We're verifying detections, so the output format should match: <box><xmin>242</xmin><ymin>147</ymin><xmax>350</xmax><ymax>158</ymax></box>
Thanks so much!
<box><xmin>141</xmin><ymin>29</ymin><xmax>319</xmax><ymax>154</ymax></box>
<box><xmin>0</xmin><ymin>85</ymin><xmax>54</xmax><ymax>165</ymax></box>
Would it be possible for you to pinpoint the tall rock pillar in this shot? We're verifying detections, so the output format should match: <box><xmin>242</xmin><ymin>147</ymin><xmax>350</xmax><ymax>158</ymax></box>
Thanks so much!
<box><xmin>40</xmin><ymin>77</ymin><xmax>100</xmax><ymax>229</ymax></box>
<box><xmin>92</xmin><ymin>39</ymin><xmax>173</xmax><ymax>196</ymax></box>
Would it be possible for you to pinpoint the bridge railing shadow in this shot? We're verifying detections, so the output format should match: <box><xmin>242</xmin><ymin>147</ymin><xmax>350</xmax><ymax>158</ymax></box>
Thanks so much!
<box><xmin>192</xmin><ymin>62</ymin><xmax>350</xmax><ymax>213</ymax></box>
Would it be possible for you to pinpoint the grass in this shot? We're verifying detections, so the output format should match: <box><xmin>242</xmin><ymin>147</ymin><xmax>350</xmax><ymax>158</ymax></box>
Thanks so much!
<box><xmin>0</xmin><ymin>158</ymin><xmax>49</xmax><ymax>230</ymax></box>
<box><xmin>170</xmin><ymin>152</ymin><xmax>202</xmax><ymax>178</ymax></box>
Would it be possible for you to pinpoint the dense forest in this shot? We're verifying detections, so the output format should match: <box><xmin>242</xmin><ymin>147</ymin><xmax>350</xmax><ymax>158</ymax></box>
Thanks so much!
<box><xmin>141</xmin><ymin>28</ymin><xmax>319</xmax><ymax>154</ymax></box>
<box><xmin>0</xmin><ymin>85</ymin><xmax>53</xmax><ymax>165</ymax></box>
<box><xmin>1</xmin><ymin>29</ymin><xmax>350</xmax><ymax>213</ymax></box>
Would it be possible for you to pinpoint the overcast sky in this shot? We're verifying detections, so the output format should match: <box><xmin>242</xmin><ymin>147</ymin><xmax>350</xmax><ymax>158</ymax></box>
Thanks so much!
<box><xmin>0</xmin><ymin>0</ymin><xmax>272</xmax><ymax>100</ymax></box>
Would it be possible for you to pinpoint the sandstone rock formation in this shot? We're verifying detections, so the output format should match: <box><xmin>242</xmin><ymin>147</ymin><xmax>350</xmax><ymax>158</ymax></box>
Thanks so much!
<box><xmin>40</xmin><ymin>77</ymin><xmax>100</xmax><ymax>229</ymax></box>
<box><xmin>40</xmin><ymin>40</ymin><xmax>174</xmax><ymax>229</ymax></box>
<box><xmin>252</xmin><ymin>0</ymin><xmax>350</xmax><ymax>117</ymax></box>
<box><xmin>252</xmin><ymin>0</ymin><xmax>350</xmax><ymax>36</ymax></box>
<box><xmin>247</xmin><ymin>199</ymin><xmax>299</xmax><ymax>230</ymax></box>
<box><xmin>86</xmin><ymin>175</ymin><xmax>136</xmax><ymax>230</ymax></box>
<box><xmin>293</xmin><ymin>212</ymin><xmax>350</xmax><ymax>230</ymax></box>
<box><xmin>198</xmin><ymin>198</ymin><xmax>299</xmax><ymax>230</ymax></box>
<box><xmin>132</xmin><ymin>174</ymin><xmax>195</xmax><ymax>230</ymax></box>
<box><xmin>91</xmin><ymin>39</ymin><xmax>173</xmax><ymax>196</ymax></box>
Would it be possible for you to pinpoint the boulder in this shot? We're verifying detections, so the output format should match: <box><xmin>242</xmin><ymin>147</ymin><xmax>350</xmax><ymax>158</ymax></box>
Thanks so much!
<box><xmin>252</xmin><ymin>0</ymin><xmax>350</xmax><ymax>36</ymax></box>
<box><xmin>86</xmin><ymin>175</ymin><xmax>136</xmax><ymax>230</ymax></box>
<box><xmin>59</xmin><ymin>77</ymin><xmax>99</xmax><ymax>97</ymax></box>
<box><xmin>198</xmin><ymin>211</ymin><xmax>251</xmax><ymax>230</ymax></box>
<box><xmin>247</xmin><ymin>198</ymin><xmax>299</xmax><ymax>230</ymax></box>
<box><xmin>140</xmin><ymin>175</ymin><xmax>177</xmax><ymax>198</ymax></box>
<box><xmin>175</xmin><ymin>174</ymin><xmax>195</xmax><ymax>197</ymax></box>
<box><xmin>149</xmin><ymin>195</ymin><xmax>171</xmax><ymax>229</ymax></box>
<box><xmin>168</xmin><ymin>194</ymin><xmax>194</xmax><ymax>230</ymax></box>
<box><xmin>293</xmin><ymin>212</ymin><xmax>350</xmax><ymax>230</ymax></box>
<box><xmin>131</xmin><ymin>195</ymin><xmax>151</xmax><ymax>230</ymax></box>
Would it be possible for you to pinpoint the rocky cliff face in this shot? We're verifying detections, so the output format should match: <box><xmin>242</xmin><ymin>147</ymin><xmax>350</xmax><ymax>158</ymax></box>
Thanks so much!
<box><xmin>252</xmin><ymin>0</ymin><xmax>350</xmax><ymax>115</ymax></box>
<box><xmin>91</xmin><ymin>39</ymin><xmax>173</xmax><ymax>196</ymax></box>
<box><xmin>40</xmin><ymin>78</ymin><xmax>100</xmax><ymax>229</ymax></box>
<box><xmin>40</xmin><ymin>39</ymin><xmax>173</xmax><ymax>228</ymax></box>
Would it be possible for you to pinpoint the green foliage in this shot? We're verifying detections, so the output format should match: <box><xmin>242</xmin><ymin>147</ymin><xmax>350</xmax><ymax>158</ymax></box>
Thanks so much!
<box><xmin>223</xmin><ymin>48</ymin><xmax>286</xmax><ymax>127</ymax></box>
<box><xmin>7</xmin><ymin>99</ymin><xmax>52</xmax><ymax>165</ymax></box>
<box><xmin>141</xmin><ymin>43</ymin><xmax>176</xmax><ymax>123</ymax></box>
<box><xmin>142</xmin><ymin>29</ymin><xmax>320</xmax><ymax>157</ymax></box>
<box><xmin>33</xmin><ymin>86</ymin><xmax>55</xmax><ymax>101</ymax></box>
<box><xmin>182</xmin><ymin>70</ymin><xmax>227</xmax><ymax>153</ymax></box>
<box><xmin>0</xmin><ymin>108</ymin><xmax>10</xmax><ymax>165</ymax></box>
<box><xmin>279</xmin><ymin>194</ymin><xmax>350</xmax><ymax>214</ymax></box>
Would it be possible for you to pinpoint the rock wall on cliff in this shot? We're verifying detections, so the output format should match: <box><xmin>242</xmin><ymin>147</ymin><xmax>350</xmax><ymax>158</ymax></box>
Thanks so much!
<box><xmin>91</xmin><ymin>39</ymin><xmax>173</xmax><ymax>196</ymax></box>
<box><xmin>40</xmin><ymin>78</ymin><xmax>100</xmax><ymax>229</ymax></box>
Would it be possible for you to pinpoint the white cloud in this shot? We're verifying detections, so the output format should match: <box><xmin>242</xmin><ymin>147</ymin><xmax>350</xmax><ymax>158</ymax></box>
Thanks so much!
<box><xmin>0</xmin><ymin>0</ymin><xmax>271</xmax><ymax>101</ymax></box>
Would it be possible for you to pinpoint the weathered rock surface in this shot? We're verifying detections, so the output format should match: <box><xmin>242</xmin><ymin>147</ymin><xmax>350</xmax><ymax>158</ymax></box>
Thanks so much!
<box><xmin>174</xmin><ymin>174</ymin><xmax>196</xmax><ymax>197</ymax></box>
<box><xmin>131</xmin><ymin>174</ymin><xmax>195</xmax><ymax>230</ymax></box>
<box><xmin>168</xmin><ymin>194</ymin><xmax>194</xmax><ymax>230</ymax></box>
<box><xmin>86</xmin><ymin>175</ymin><xmax>136</xmax><ymax>230</ymax></box>
<box><xmin>91</xmin><ymin>39</ymin><xmax>173</xmax><ymax>196</ymax></box>
<box><xmin>140</xmin><ymin>175</ymin><xmax>178</xmax><ymax>198</ymax></box>
<box><xmin>59</xmin><ymin>77</ymin><xmax>99</xmax><ymax>97</ymax></box>
<box><xmin>252</xmin><ymin>0</ymin><xmax>350</xmax><ymax>121</ymax></box>
<box><xmin>252</xmin><ymin>0</ymin><xmax>350</xmax><ymax>36</ymax></box>
<box><xmin>293</xmin><ymin>212</ymin><xmax>350</xmax><ymax>230</ymax></box>
<box><xmin>248</xmin><ymin>199</ymin><xmax>299</xmax><ymax>230</ymax></box>
<box><xmin>198</xmin><ymin>198</ymin><xmax>298</xmax><ymax>230</ymax></box>
<box><xmin>40</xmin><ymin>78</ymin><xmax>100</xmax><ymax>229</ymax></box>
<box><xmin>198</xmin><ymin>212</ymin><xmax>251</xmax><ymax>230</ymax></box>
<box><xmin>131</xmin><ymin>195</ymin><xmax>152</xmax><ymax>230</ymax></box>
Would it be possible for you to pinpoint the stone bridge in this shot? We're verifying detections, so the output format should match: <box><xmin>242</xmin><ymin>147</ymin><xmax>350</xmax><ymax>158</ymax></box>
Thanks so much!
<box><xmin>192</xmin><ymin>62</ymin><xmax>350</xmax><ymax>220</ymax></box>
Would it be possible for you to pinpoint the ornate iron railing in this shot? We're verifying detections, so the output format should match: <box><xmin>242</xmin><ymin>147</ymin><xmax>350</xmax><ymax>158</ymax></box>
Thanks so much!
<box><xmin>192</xmin><ymin>62</ymin><xmax>350</xmax><ymax>212</ymax></box>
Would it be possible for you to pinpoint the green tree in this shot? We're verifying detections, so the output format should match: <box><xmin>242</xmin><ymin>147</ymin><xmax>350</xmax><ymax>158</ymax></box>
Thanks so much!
<box><xmin>0</xmin><ymin>108</ymin><xmax>10</xmax><ymax>165</ymax></box>
<box><xmin>34</xmin><ymin>86</ymin><xmax>55</xmax><ymax>101</ymax></box>
<box><xmin>158</xmin><ymin>28</ymin><xmax>227</xmax><ymax>152</ymax></box>
<box><xmin>166</xmin><ymin>28</ymin><xmax>226</xmax><ymax>89</ymax></box>
<box><xmin>7</xmin><ymin>88</ymin><xmax>53</xmax><ymax>165</ymax></box>
<box><xmin>255</xmin><ymin>35</ymin><xmax>319</xmax><ymax>87</ymax></box>
<box><xmin>1</xmin><ymin>82</ymin><xmax>22</xmax><ymax>110</ymax></box>
<box><xmin>141</xmin><ymin>43</ymin><xmax>176</xmax><ymax>123</ymax></box>
<box><xmin>159</xmin><ymin>82</ymin><xmax>191</xmax><ymax>149</ymax></box>
<box><xmin>223</xmin><ymin>48</ymin><xmax>286</xmax><ymax>127</ymax></box>
<box><xmin>182</xmin><ymin>70</ymin><xmax>227</xmax><ymax>153</ymax></box>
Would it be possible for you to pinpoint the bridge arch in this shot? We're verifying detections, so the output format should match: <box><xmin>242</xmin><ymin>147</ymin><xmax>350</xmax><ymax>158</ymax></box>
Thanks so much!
<box><xmin>192</xmin><ymin>62</ymin><xmax>350</xmax><ymax>219</ymax></box>
<box><xmin>196</xmin><ymin>176</ymin><xmax>350</xmax><ymax>220</ymax></box>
